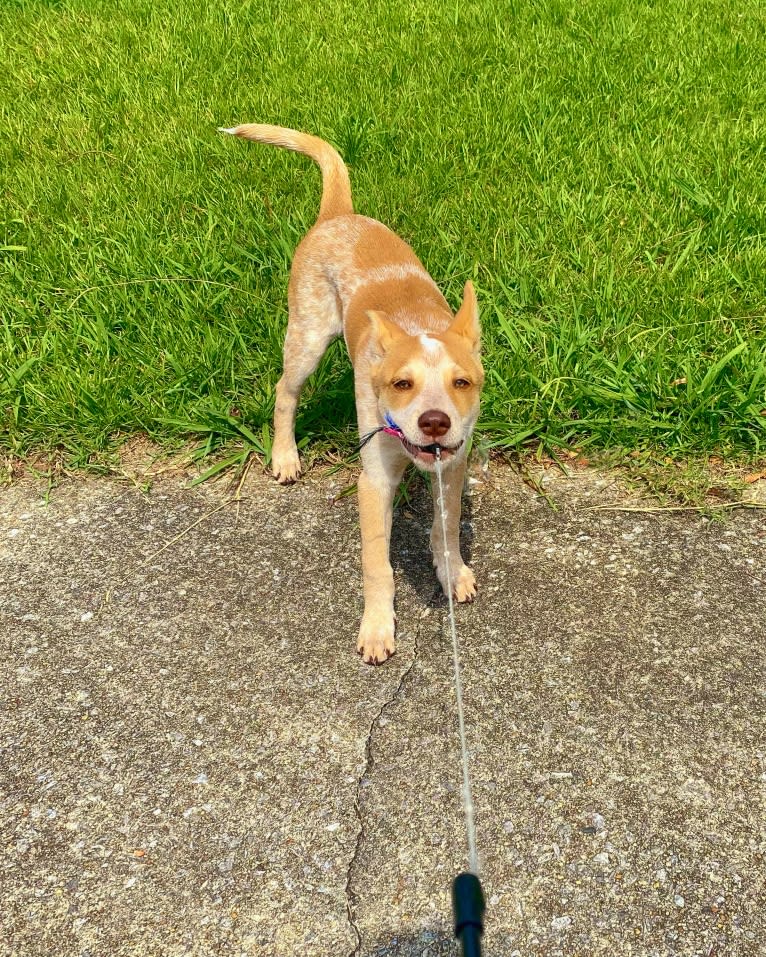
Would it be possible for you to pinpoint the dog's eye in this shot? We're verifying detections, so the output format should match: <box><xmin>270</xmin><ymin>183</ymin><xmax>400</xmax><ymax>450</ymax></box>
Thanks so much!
<box><xmin>453</xmin><ymin>378</ymin><xmax>472</xmax><ymax>389</ymax></box>
<box><xmin>393</xmin><ymin>379</ymin><xmax>413</xmax><ymax>391</ymax></box>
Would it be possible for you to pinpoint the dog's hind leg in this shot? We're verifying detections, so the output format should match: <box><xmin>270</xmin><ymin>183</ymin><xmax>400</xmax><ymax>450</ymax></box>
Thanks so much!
<box><xmin>271</xmin><ymin>274</ymin><xmax>342</xmax><ymax>483</ymax></box>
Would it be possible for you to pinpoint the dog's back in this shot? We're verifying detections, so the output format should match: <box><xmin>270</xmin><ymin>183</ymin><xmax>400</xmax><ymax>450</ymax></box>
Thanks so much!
<box><xmin>221</xmin><ymin>124</ymin><xmax>453</xmax><ymax>358</ymax></box>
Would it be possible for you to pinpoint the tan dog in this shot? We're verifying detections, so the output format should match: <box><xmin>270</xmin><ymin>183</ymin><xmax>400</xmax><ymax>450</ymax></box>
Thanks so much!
<box><xmin>221</xmin><ymin>124</ymin><xmax>484</xmax><ymax>664</ymax></box>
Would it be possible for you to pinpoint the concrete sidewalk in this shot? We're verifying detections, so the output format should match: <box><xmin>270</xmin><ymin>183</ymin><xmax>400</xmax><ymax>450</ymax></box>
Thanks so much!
<box><xmin>1</xmin><ymin>464</ymin><xmax>764</xmax><ymax>956</ymax></box>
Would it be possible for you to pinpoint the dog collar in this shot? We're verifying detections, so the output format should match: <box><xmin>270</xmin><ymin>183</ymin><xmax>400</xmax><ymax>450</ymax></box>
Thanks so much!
<box><xmin>382</xmin><ymin>412</ymin><xmax>451</xmax><ymax>455</ymax></box>
<box><xmin>382</xmin><ymin>412</ymin><xmax>405</xmax><ymax>439</ymax></box>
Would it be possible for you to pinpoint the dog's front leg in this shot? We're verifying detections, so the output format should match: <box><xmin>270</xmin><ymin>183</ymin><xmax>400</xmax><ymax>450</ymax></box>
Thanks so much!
<box><xmin>356</xmin><ymin>467</ymin><xmax>401</xmax><ymax>664</ymax></box>
<box><xmin>430</xmin><ymin>456</ymin><xmax>477</xmax><ymax>603</ymax></box>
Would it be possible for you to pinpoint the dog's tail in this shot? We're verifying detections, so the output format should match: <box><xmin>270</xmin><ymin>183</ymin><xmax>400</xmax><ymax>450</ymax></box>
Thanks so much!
<box><xmin>219</xmin><ymin>123</ymin><xmax>353</xmax><ymax>223</ymax></box>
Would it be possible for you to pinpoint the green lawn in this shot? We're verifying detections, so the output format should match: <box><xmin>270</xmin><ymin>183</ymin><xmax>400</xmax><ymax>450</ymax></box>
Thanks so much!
<box><xmin>2</xmin><ymin>0</ymin><xmax>766</xmax><ymax>472</ymax></box>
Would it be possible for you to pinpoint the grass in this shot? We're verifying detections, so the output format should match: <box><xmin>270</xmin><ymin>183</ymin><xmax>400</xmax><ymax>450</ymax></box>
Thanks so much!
<box><xmin>2</xmin><ymin>0</ymin><xmax>766</xmax><ymax>474</ymax></box>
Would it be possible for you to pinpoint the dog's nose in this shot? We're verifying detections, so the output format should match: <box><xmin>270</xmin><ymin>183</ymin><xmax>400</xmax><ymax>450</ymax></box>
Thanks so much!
<box><xmin>418</xmin><ymin>409</ymin><xmax>451</xmax><ymax>438</ymax></box>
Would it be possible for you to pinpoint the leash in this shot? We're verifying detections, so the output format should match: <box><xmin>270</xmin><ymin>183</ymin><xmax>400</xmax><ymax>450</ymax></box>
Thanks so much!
<box><xmin>361</xmin><ymin>418</ymin><xmax>487</xmax><ymax>953</ymax></box>
<box><xmin>434</xmin><ymin>448</ymin><xmax>486</xmax><ymax>957</ymax></box>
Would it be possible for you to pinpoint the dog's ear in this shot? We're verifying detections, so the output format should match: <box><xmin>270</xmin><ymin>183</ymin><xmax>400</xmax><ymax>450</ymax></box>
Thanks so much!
<box><xmin>366</xmin><ymin>310</ymin><xmax>406</xmax><ymax>356</ymax></box>
<box><xmin>448</xmin><ymin>280</ymin><xmax>481</xmax><ymax>354</ymax></box>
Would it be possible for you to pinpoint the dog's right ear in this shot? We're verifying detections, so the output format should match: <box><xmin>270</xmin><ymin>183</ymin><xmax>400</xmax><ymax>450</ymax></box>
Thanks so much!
<box><xmin>366</xmin><ymin>310</ymin><xmax>406</xmax><ymax>357</ymax></box>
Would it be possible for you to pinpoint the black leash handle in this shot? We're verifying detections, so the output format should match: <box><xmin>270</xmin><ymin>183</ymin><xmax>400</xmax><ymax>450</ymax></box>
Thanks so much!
<box><xmin>453</xmin><ymin>872</ymin><xmax>486</xmax><ymax>957</ymax></box>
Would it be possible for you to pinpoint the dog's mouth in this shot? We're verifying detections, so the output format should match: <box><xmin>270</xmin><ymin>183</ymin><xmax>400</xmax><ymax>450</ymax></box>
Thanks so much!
<box><xmin>399</xmin><ymin>435</ymin><xmax>463</xmax><ymax>465</ymax></box>
<box><xmin>358</xmin><ymin>415</ymin><xmax>464</xmax><ymax>465</ymax></box>
<box><xmin>380</xmin><ymin>413</ymin><xmax>464</xmax><ymax>465</ymax></box>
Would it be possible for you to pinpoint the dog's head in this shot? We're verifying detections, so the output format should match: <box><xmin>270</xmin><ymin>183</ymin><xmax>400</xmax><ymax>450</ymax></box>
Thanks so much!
<box><xmin>368</xmin><ymin>281</ymin><xmax>484</xmax><ymax>470</ymax></box>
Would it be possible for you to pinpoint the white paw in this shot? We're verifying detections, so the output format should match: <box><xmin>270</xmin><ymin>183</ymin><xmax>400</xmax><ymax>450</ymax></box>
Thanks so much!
<box><xmin>453</xmin><ymin>565</ymin><xmax>477</xmax><ymax>603</ymax></box>
<box><xmin>271</xmin><ymin>446</ymin><xmax>302</xmax><ymax>484</ymax></box>
<box><xmin>356</xmin><ymin>613</ymin><xmax>396</xmax><ymax>665</ymax></box>
<box><xmin>436</xmin><ymin>563</ymin><xmax>477</xmax><ymax>603</ymax></box>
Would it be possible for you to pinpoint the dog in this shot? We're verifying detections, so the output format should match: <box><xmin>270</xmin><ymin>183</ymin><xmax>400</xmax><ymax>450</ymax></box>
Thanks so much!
<box><xmin>220</xmin><ymin>124</ymin><xmax>484</xmax><ymax>664</ymax></box>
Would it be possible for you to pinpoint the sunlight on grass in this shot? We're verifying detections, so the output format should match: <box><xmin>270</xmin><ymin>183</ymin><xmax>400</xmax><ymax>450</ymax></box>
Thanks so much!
<box><xmin>1</xmin><ymin>0</ymin><xmax>765</xmax><ymax>466</ymax></box>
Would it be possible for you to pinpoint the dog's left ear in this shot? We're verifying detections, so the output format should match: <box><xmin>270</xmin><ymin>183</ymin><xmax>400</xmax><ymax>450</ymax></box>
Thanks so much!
<box><xmin>448</xmin><ymin>280</ymin><xmax>481</xmax><ymax>354</ymax></box>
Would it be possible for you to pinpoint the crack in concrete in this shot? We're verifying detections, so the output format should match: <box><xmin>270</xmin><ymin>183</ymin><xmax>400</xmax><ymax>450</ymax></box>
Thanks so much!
<box><xmin>344</xmin><ymin>615</ymin><xmax>423</xmax><ymax>957</ymax></box>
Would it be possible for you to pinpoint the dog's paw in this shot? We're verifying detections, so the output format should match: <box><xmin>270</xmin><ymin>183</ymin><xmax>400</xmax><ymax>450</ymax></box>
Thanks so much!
<box><xmin>356</xmin><ymin>614</ymin><xmax>396</xmax><ymax>665</ymax></box>
<box><xmin>271</xmin><ymin>446</ymin><xmax>302</xmax><ymax>484</ymax></box>
<box><xmin>453</xmin><ymin>564</ymin><xmax>477</xmax><ymax>603</ymax></box>
<box><xmin>436</xmin><ymin>563</ymin><xmax>477</xmax><ymax>603</ymax></box>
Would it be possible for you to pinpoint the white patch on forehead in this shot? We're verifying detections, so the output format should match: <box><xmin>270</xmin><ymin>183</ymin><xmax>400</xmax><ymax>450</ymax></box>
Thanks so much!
<box><xmin>419</xmin><ymin>334</ymin><xmax>444</xmax><ymax>357</ymax></box>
